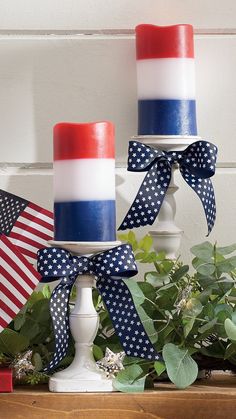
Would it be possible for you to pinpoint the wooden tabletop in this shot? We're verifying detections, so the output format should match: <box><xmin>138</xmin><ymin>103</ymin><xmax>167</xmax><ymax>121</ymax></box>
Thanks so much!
<box><xmin>0</xmin><ymin>374</ymin><xmax>236</xmax><ymax>419</ymax></box>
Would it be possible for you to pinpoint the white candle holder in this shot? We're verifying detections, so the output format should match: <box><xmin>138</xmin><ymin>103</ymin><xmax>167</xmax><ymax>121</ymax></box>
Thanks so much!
<box><xmin>132</xmin><ymin>135</ymin><xmax>199</xmax><ymax>259</ymax></box>
<box><xmin>47</xmin><ymin>240</ymin><xmax>121</xmax><ymax>392</ymax></box>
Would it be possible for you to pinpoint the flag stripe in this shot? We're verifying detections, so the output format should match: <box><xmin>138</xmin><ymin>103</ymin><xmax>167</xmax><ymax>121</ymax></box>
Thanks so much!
<box><xmin>0</xmin><ymin>298</ymin><xmax>17</xmax><ymax>319</ymax></box>
<box><xmin>0</xmin><ymin>190</ymin><xmax>53</xmax><ymax>264</ymax></box>
<box><xmin>0</xmin><ymin>309</ymin><xmax>10</xmax><ymax>329</ymax></box>
<box><xmin>1</xmin><ymin>237</ymin><xmax>40</xmax><ymax>286</ymax></box>
<box><xmin>1</xmin><ymin>266</ymin><xmax>29</xmax><ymax>302</ymax></box>
<box><xmin>29</xmin><ymin>202</ymin><xmax>53</xmax><ymax>219</ymax></box>
<box><xmin>0</xmin><ymin>234</ymin><xmax>41</xmax><ymax>330</ymax></box>
<box><xmin>14</xmin><ymin>221</ymin><xmax>52</xmax><ymax>241</ymax></box>
<box><xmin>22</xmin><ymin>207</ymin><xmax>53</xmax><ymax>231</ymax></box>
<box><xmin>0</xmin><ymin>283</ymin><xmax>23</xmax><ymax>309</ymax></box>
<box><xmin>18</xmin><ymin>212</ymin><xmax>53</xmax><ymax>235</ymax></box>
<box><xmin>1</xmin><ymin>234</ymin><xmax>40</xmax><ymax>279</ymax></box>
<box><xmin>11</xmin><ymin>244</ymin><xmax>37</xmax><ymax>261</ymax></box>
<box><xmin>1</xmin><ymin>255</ymin><xmax>35</xmax><ymax>293</ymax></box>
<box><xmin>10</xmin><ymin>231</ymin><xmax>46</xmax><ymax>251</ymax></box>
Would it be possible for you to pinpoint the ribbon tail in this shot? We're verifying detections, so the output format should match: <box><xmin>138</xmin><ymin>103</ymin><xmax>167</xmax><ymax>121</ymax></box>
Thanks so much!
<box><xmin>181</xmin><ymin>167</ymin><xmax>216</xmax><ymax>235</ymax></box>
<box><xmin>118</xmin><ymin>161</ymin><xmax>171</xmax><ymax>230</ymax></box>
<box><xmin>97</xmin><ymin>277</ymin><xmax>162</xmax><ymax>362</ymax></box>
<box><xmin>43</xmin><ymin>278</ymin><xmax>74</xmax><ymax>372</ymax></box>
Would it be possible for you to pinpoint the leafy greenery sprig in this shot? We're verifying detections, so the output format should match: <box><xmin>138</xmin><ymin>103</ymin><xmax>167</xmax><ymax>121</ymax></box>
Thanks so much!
<box><xmin>1</xmin><ymin>233</ymin><xmax>236</xmax><ymax>391</ymax></box>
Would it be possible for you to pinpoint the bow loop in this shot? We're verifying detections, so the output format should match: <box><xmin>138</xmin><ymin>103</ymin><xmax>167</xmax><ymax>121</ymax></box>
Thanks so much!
<box><xmin>128</xmin><ymin>141</ymin><xmax>166</xmax><ymax>172</ymax></box>
<box><xmin>92</xmin><ymin>244</ymin><xmax>137</xmax><ymax>279</ymax></box>
<box><xmin>181</xmin><ymin>141</ymin><xmax>217</xmax><ymax>178</ymax></box>
<box><xmin>119</xmin><ymin>140</ymin><xmax>218</xmax><ymax>235</ymax></box>
<box><xmin>38</xmin><ymin>247</ymin><xmax>75</xmax><ymax>280</ymax></box>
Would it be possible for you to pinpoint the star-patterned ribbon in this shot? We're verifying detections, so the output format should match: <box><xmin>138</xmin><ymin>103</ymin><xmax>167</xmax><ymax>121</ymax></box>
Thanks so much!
<box><xmin>119</xmin><ymin>140</ymin><xmax>218</xmax><ymax>235</ymax></box>
<box><xmin>37</xmin><ymin>244</ymin><xmax>161</xmax><ymax>372</ymax></box>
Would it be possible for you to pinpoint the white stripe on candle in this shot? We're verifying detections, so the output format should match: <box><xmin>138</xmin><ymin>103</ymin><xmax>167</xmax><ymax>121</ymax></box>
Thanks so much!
<box><xmin>54</xmin><ymin>159</ymin><xmax>115</xmax><ymax>201</ymax></box>
<box><xmin>137</xmin><ymin>58</ymin><xmax>195</xmax><ymax>100</ymax></box>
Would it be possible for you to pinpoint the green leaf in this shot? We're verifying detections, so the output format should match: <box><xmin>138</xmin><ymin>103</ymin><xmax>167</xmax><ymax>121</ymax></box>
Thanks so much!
<box><xmin>215</xmin><ymin>304</ymin><xmax>233</xmax><ymax>316</ymax></box>
<box><xmin>224</xmin><ymin>343</ymin><xmax>236</xmax><ymax>360</ymax></box>
<box><xmin>0</xmin><ymin>329</ymin><xmax>29</xmax><ymax>356</ymax></box>
<box><xmin>139</xmin><ymin>252</ymin><xmax>157</xmax><ymax>263</ymax></box>
<box><xmin>138</xmin><ymin>282</ymin><xmax>156</xmax><ymax>301</ymax></box>
<box><xmin>123</xmin><ymin>279</ymin><xmax>145</xmax><ymax>306</ymax></box>
<box><xmin>217</xmin><ymin>244</ymin><xmax>236</xmax><ymax>255</ymax></box>
<box><xmin>93</xmin><ymin>345</ymin><xmax>104</xmax><ymax>361</ymax></box>
<box><xmin>154</xmin><ymin>361</ymin><xmax>166</xmax><ymax>376</ymax></box>
<box><xmin>191</xmin><ymin>242</ymin><xmax>214</xmax><ymax>261</ymax></box>
<box><xmin>20</xmin><ymin>318</ymin><xmax>40</xmax><ymax>342</ymax></box>
<box><xmin>135</xmin><ymin>252</ymin><xmax>146</xmax><ymax>260</ymax></box>
<box><xmin>171</xmin><ymin>265</ymin><xmax>189</xmax><ymax>282</ymax></box>
<box><xmin>215</xmin><ymin>309</ymin><xmax>232</xmax><ymax>338</ymax></box>
<box><xmin>26</xmin><ymin>291</ymin><xmax>45</xmax><ymax>308</ymax></box>
<box><xmin>127</xmin><ymin>231</ymin><xmax>138</xmax><ymax>251</ymax></box>
<box><xmin>232</xmin><ymin>312</ymin><xmax>236</xmax><ymax>325</ymax></box>
<box><xmin>225</xmin><ymin>318</ymin><xmax>236</xmax><ymax>341</ymax></box>
<box><xmin>32</xmin><ymin>352</ymin><xmax>43</xmax><ymax>371</ymax></box>
<box><xmin>183</xmin><ymin>318</ymin><xmax>195</xmax><ymax>338</ymax></box>
<box><xmin>198</xmin><ymin>318</ymin><xmax>217</xmax><ymax>334</ymax></box>
<box><xmin>138</xmin><ymin>235</ymin><xmax>153</xmax><ymax>252</ymax></box>
<box><xmin>163</xmin><ymin>343</ymin><xmax>198</xmax><ymax>389</ymax></box>
<box><xmin>30</xmin><ymin>299</ymin><xmax>51</xmax><ymax>324</ymax></box>
<box><xmin>217</xmin><ymin>258</ymin><xmax>236</xmax><ymax>274</ymax></box>
<box><xmin>198</xmin><ymin>288</ymin><xmax>213</xmax><ymax>305</ymax></box>
<box><xmin>192</xmin><ymin>258</ymin><xmax>215</xmax><ymax>276</ymax></box>
<box><xmin>145</xmin><ymin>272</ymin><xmax>169</xmax><ymax>287</ymax></box>
<box><xmin>182</xmin><ymin>298</ymin><xmax>203</xmax><ymax>319</ymax></box>
<box><xmin>136</xmin><ymin>306</ymin><xmax>158</xmax><ymax>344</ymax></box>
<box><xmin>202</xmin><ymin>302</ymin><xmax>215</xmax><ymax>320</ymax></box>
<box><xmin>14</xmin><ymin>313</ymin><xmax>26</xmax><ymax>331</ymax></box>
<box><xmin>42</xmin><ymin>285</ymin><xmax>51</xmax><ymax>299</ymax></box>
<box><xmin>117</xmin><ymin>233</ymin><xmax>129</xmax><ymax>242</ymax></box>
<box><xmin>161</xmin><ymin>260</ymin><xmax>175</xmax><ymax>274</ymax></box>
<box><xmin>113</xmin><ymin>365</ymin><xmax>146</xmax><ymax>392</ymax></box>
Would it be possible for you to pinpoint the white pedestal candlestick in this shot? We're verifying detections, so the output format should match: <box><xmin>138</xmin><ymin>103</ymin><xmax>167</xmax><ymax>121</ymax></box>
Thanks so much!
<box><xmin>133</xmin><ymin>135</ymin><xmax>199</xmax><ymax>259</ymax></box>
<box><xmin>48</xmin><ymin>241</ymin><xmax>120</xmax><ymax>393</ymax></box>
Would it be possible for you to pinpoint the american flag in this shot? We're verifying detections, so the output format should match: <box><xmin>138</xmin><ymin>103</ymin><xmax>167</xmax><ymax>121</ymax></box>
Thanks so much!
<box><xmin>0</xmin><ymin>234</ymin><xmax>41</xmax><ymax>332</ymax></box>
<box><xmin>0</xmin><ymin>189</ymin><xmax>53</xmax><ymax>263</ymax></box>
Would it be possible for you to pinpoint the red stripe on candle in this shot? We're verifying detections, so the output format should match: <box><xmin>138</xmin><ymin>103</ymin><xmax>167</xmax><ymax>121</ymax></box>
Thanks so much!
<box><xmin>54</xmin><ymin>121</ymin><xmax>115</xmax><ymax>160</ymax></box>
<box><xmin>136</xmin><ymin>24</ymin><xmax>194</xmax><ymax>59</ymax></box>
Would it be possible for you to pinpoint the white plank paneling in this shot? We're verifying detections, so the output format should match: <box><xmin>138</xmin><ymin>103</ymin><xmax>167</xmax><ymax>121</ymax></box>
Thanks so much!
<box><xmin>0</xmin><ymin>0</ymin><xmax>235</xmax><ymax>31</ymax></box>
<box><xmin>0</xmin><ymin>168</ymin><xmax>235</xmax><ymax>265</ymax></box>
<box><xmin>0</xmin><ymin>35</ymin><xmax>235</xmax><ymax>164</ymax></box>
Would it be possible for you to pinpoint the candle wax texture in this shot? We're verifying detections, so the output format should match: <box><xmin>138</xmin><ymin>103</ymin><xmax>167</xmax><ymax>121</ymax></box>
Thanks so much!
<box><xmin>53</xmin><ymin>121</ymin><xmax>116</xmax><ymax>241</ymax></box>
<box><xmin>136</xmin><ymin>24</ymin><xmax>197</xmax><ymax>136</ymax></box>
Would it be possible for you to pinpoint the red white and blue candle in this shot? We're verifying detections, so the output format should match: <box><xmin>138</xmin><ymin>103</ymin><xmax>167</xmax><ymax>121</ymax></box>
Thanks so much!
<box><xmin>53</xmin><ymin>121</ymin><xmax>116</xmax><ymax>242</ymax></box>
<box><xmin>136</xmin><ymin>24</ymin><xmax>197</xmax><ymax>136</ymax></box>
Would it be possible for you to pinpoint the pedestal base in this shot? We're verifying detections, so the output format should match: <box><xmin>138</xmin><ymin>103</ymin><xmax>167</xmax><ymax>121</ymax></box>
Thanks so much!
<box><xmin>47</xmin><ymin>241</ymin><xmax>121</xmax><ymax>393</ymax></box>
<box><xmin>49</xmin><ymin>372</ymin><xmax>114</xmax><ymax>392</ymax></box>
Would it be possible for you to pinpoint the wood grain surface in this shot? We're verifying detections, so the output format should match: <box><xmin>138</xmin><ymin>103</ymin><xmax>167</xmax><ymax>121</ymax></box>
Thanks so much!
<box><xmin>0</xmin><ymin>374</ymin><xmax>236</xmax><ymax>419</ymax></box>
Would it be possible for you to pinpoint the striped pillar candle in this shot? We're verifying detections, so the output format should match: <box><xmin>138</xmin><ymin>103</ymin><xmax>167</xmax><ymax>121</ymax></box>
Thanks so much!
<box><xmin>53</xmin><ymin>121</ymin><xmax>116</xmax><ymax>242</ymax></box>
<box><xmin>136</xmin><ymin>24</ymin><xmax>197</xmax><ymax>136</ymax></box>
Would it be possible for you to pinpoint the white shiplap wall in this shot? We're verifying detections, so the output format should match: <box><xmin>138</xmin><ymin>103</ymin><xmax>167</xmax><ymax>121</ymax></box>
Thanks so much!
<box><xmin>1</xmin><ymin>0</ymin><xmax>236</xmax><ymax>265</ymax></box>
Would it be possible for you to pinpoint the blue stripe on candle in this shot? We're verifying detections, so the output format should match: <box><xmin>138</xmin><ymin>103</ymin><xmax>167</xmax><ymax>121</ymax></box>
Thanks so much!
<box><xmin>54</xmin><ymin>200</ymin><xmax>116</xmax><ymax>242</ymax></box>
<box><xmin>138</xmin><ymin>99</ymin><xmax>197</xmax><ymax>135</ymax></box>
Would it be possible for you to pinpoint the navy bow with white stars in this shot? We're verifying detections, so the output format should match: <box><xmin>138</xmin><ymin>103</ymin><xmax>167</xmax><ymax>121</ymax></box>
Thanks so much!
<box><xmin>119</xmin><ymin>140</ymin><xmax>218</xmax><ymax>235</ymax></box>
<box><xmin>37</xmin><ymin>244</ymin><xmax>161</xmax><ymax>372</ymax></box>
